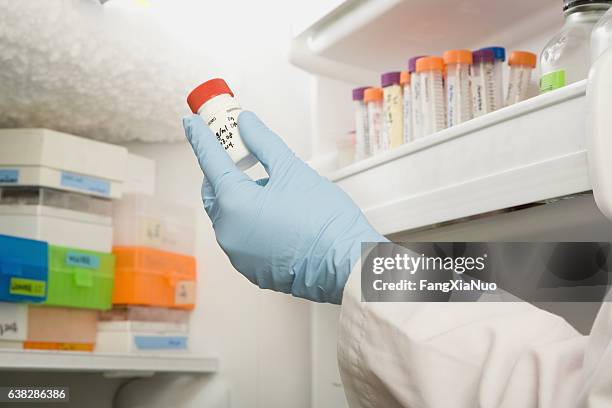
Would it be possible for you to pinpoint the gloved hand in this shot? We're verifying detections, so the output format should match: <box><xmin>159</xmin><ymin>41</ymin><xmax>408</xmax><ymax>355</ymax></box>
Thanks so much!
<box><xmin>183</xmin><ymin>111</ymin><xmax>386</xmax><ymax>304</ymax></box>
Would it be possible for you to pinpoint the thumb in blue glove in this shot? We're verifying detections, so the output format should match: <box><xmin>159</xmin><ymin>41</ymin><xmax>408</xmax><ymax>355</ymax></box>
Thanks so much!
<box><xmin>183</xmin><ymin>111</ymin><xmax>386</xmax><ymax>304</ymax></box>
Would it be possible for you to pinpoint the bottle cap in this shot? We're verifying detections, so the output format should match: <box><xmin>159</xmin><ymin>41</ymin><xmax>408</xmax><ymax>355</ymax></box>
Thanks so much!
<box><xmin>508</xmin><ymin>51</ymin><xmax>537</xmax><ymax>68</ymax></box>
<box><xmin>416</xmin><ymin>56</ymin><xmax>444</xmax><ymax>73</ymax></box>
<box><xmin>352</xmin><ymin>87</ymin><xmax>370</xmax><ymax>101</ymax></box>
<box><xmin>381</xmin><ymin>72</ymin><xmax>402</xmax><ymax>87</ymax></box>
<box><xmin>563</xmin><ymin>0</ymin><xmax>612</xmax><ymax>12</ymax></box>
<box><xmin>408</xmin><ymin>55</ymin><xmax>427</xmax><ymax>73</ymax></box>
<box><xmin>443</xmin><ymin>49</ymin><xmax>473</xmax><ymax>65</ymax></box>
<box><xmin>399</xmin><ymin>71</ymin><xmax>410</xmax><ymax>85</ymax></box>
<box><xmin>480</xmin><ymin>46</ymin><xmax>506</xmax><ymax>62</ymax></box>
<box><xmin>363</xmin><ymin>87</ymin><xmax>383</xmax><ymax>103</ymax></box>
<box><xmin>187</xmin><ymin>78</ymin><xmax>234</xmax><ymax>114</ymax></box>
<box><xmin>472</xmin><ymin>49</ymin><xmax>495</xmax><ymax>64</ymax></box>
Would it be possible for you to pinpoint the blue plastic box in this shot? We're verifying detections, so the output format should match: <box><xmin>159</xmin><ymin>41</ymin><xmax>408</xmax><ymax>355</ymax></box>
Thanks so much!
<box><xmin>0</xmin><ymin>234</ymin><xmax>48</xmax><ymax>302</ymax></box>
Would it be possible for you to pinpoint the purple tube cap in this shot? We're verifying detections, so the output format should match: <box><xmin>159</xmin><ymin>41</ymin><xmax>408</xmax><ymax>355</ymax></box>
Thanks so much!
<box><xmin>472</xmin><ymin>49</ymin><xmax>495</xmax><ymax>64</ymax></box>
<box><xmin>352</xmin><ymin>86</ymin><xmax>370</xmax><ymax>101</ymax></box>
<box><xmin>408</xmin><ymin>55</ymin><xmax>427</xmax><ymax>73</ymax></box>
<box><xmin>381</xmin><ymin>71</ymin><xmax>401</xmax><ymax>87</ymax></box>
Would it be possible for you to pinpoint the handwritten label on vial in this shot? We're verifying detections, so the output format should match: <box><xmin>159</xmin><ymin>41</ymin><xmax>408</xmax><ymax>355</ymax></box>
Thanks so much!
<box><xmin>65</xmin><ymin>252</ymin><xmax>100</xmax><ymax>269</ymax></box>
<box><xmin>60</xmin><ymin>171</ymin><xmax>111</xmax><ymax>196</ymax></box>
<box><xmin>0</xmin><ymin>169</ymin><xmax>19</xmax><ymax>183</ymax></box>
<box><xmin>175</xmin><ymin>281</ymin><xmax>196</xmax><ymax>305</ymax></box>
<box><xmin>9</xmin><ymin>278</ymin><xmax>46</xmax><ymax>298</ymax></box>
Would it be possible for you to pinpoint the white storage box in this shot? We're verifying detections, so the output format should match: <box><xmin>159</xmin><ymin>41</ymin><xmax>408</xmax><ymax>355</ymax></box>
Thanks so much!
<box><xmin>0</xmin><ymin>205</ymin><xmax>112</xmax><ymax>252</ymax></box>
<box><xmin>96</xmin><ymin>331</ymin><xmax>188</xmax><ymax>353</ymax></box>
<box><xmin>0</xmin><ymin>128</ymin><xmax>127</xmax><ymax>199</ymax></box>
<box><xmin>113</xmin><ymin>194</ymin><xmax>195</xmax><ymax>255</ymax></box>
<box><xmin>0</xmin><ymin>187</ymin><xmax>112</xmax><ymax>217</ymax></box>
<box><xmin>98</xmin><ymin>321</ymin><xmax>188</xmax><ymax>333</ymax></box>
<box><xmin>124</xmin><ymin>153</ymin><xmax>156</xmax><ymax>196</ymax></box>
<box><xmin>0</xmin><ymin>303</ymin><xmax>27</xmax><ymax>342</ymax></box>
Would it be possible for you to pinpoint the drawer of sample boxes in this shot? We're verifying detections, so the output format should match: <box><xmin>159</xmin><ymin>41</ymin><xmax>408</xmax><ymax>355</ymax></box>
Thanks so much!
<box><xmin>0</xmin><ymin>235</ymin><xmax>48</xmax><ymax>303</ymax></box>
<box><xmin>112</xmin><ymin>247</ymin><xmax>196</xmax><ymax>310</ymax></box>
<box><xmin>0</xmin><ymin>128</ymin><xmax>127</xmax><ymax>198</ymax></box>
<box><xmin>0</xmin><ymin>302</ymin><xmax>28</xmax><ymax>349</ymax></box>
<box><xmin>25</xmin><ymin>306</ymin><xmax>97</xmax><ymax>351</ymax></box>
<box><xmin>113</xmin><ymin>194</ymin><xmax>195</xmax><ymax>255</ymax></box>
<box><xmin>44</xmin><ymin>246</ymin><xmax>115</xmax><ymax>310</ymax></box>
<box><xmin>0</xmin><ymin>187</ymin><xmax>113</xmax><ymax>252</ymax></box>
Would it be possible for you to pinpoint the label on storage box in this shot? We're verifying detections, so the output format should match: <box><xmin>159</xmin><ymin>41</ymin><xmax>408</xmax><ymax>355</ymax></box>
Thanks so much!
<box><xmin>65</xmin><ymin>252</ymin><xmax>100</xmax><ymax>269</ymax></box>
<box><xmin>60</xmin><ymin>171</ymin><xmax>111</xmax><ymax>196</ymax></box>
<box><xmin>9</xmin><ymin>278</ymin><xmax>46</xmax><ymax>298</ymax></box>
<box><xmin>0</xmin><ymin>169</ymin><xmax>19</xmax><ymax>183</ymax></box>
<box><xmin>175</xmin><ymin>281</ymin><xmax>196</xmax><ymax>305</ymax></box>
<box><xmin>134</xmin><ymin>336</ymin><xmax>187</xmax><ymax>350</ymax></box>
<box><xmin>141</xmin><ymin>217</ymin><xmax>163</xmax><ymax>246</ymax></box>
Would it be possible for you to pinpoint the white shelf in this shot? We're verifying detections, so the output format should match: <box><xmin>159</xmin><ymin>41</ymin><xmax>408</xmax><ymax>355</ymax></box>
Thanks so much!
<box><xmin>290</xmin><ymin>0</ymin><xmax>561</xmax><ymax>84</ymax></box>
<box><xmin>328</xmin><ymin>80</ymin><xmax>589</xmax><ymax>235</ymax></box>
<box><xmin>0</xmin><ymin>349</ymin><xmax>219</xmax><ymax>377</ymax></box>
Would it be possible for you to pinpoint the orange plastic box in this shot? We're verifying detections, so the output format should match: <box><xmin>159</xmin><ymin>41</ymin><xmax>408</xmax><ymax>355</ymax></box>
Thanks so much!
<box><xmin>112</xmin><ymin>247</ymin><xmax>196</xmax><ymax>310</ymax></box>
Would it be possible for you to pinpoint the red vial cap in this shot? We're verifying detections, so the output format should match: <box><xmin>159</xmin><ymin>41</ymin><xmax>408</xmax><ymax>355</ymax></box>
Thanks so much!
<box><xmin>187</xmin><ymin>78</ymin><xmax>234</xmax><ymax>113</ymax></box>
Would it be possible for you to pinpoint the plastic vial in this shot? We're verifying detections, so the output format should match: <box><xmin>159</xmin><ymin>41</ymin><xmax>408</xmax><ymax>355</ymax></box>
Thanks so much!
<box><xmin>409</xmin><ymin>56</ymin><xmax>427</xmax><ymax>139</ymax></box>
<box><xmin>480</xmin><ymin>47</ymin><xmax>506</xmax><ymax>111</ymax></box>
<box><xmin>187</xmin><ymin>78</ymin><xmax>257</xmax><ymax>170</ymax></box>
<box><xmin>540</xmin><ymin>0</ymin><xmax>612</xmax><ymax>92</ymax></box>
<box><xmin>443</xmin><ymin>49</ymin><xmax>473</xmax><ymax>127</ymax></box>
<box><xmin>416</xmin><ymin>57</ymin><xmax>446</xmax><ymax>136</ymax></box>
<box><xmin>400</xmin><ymin>71</ymin><xmax>412</xmax><ymax>143</ymax></box>
<box><xmin>592</xmin><ymin>5</ymin><xmax>612</xmax><ymax>62</ymax></box>
<box><xmin>471</xmin><ymin>49</ymin><xmax>496</xmax><ymax>118</ymax></box>
<box><xmin>505</xmin><ymin>51</ymin><xmax>537</xmax><ymax>106</ymax></box>
<box><xmin>364</xmin><ymin>88</ymin><xmax>383</xmax><ymax>155</ymax></box>
<box><xmin>381</xmin><ymin>72</ymin><xmax>404</xmax><ymax>150</ymax></box>
<box><xmin>352</xmin><ymin>87</ymin><xmax>370</xmax><ymax>160</ymax></box>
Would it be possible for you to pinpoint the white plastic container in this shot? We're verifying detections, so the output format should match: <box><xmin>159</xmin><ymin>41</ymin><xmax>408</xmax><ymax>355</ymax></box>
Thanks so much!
<box><xmin>416</xmin><ymin>57</ymin><xmax>446</xmax><ymax>136</ymax></box>
<box><xmin>0</xmin><ymin>303</ymin><xmax>28</xmax><ymax>342</ymax></box>
<box><xmin>381</xmin><ymin>72</ymin><xmax>404</xmax><ymax>149</ymax></box>
<box><xmin>0</xmin><ymin>129</ymin><xmax>127</xmax><ymax>199</ymax></box>
<box><xmin>364</xmin><ymin>88</ymin><xmax>383</xmax><ymax>154</ymax></box>
<box><xmin>592</xmin><ymin>5</ymin><xmax>612</xmax><ymax>62</ymax></box>
<box><xmin>471</xmin><ymin>49</ymin><xmax>497</xmax><ymax>117</ymax></box>
<box><xmin>541</xmin><ymin>0</ymin><xmax>611</xmax><ymax>92</ymax></box>
<box><xmin>409</xmin><ymin>56</ymin><xmax>426</xmax><ymax>139</ymax></box>
<box><xmin>96</xmin><ymin>330</ymin><xmax>188</xmax><ymax>353</ymax></box>
<box><xmin>97</xmin><ymin>320</ymin><xmax>188</xmax><ymax>333</ymax></box>
<box><xmin>400</xmin><ymin>72</ymin><xmax>412</xmax><ymax>143</ymax></box>
<box><xmin>0</xmin><ymin>188</ymin><xmax>113</xmax><ymax>252</ymax></box>
<box><xmin>352</xmin><ymin>87</ymin><xmax>370</xmax><ymax>160</ymax></box>
<box><xmin>112</xmin><ymin>193</ymin><xmax>195</xmax><ymax>256</ymax></box>
<box><xmin>123</xmin><ymin>153</ymin><xmax>156</xmax><ymax>196</ymax></box>
<box><xmin>480</xmin><ymin>47</ymin><xmax>506</xmax><ymax>111</ymax></box>
<box><xmin>443</xmin><ymin>50</ymin><xmax>473</xmax><ymax>127</ymax></box>
<box><xmin>506</xmin><ymin>51</ymin><xmax>537</xmax><ymax>106</ymax></box>
<box><xmin>187</xmin><ymin>78</ymin><xmax>257</xmax><ymax>171</ymax></box>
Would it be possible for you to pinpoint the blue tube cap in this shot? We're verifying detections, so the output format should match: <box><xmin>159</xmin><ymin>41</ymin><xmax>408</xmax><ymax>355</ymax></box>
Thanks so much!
<box><xmin>480</xmin><ymin>46</ymin><xmax>505</xmax><ymax>62</ymax></box>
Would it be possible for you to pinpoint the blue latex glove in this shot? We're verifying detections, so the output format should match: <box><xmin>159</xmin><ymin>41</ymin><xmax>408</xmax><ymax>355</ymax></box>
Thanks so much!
<box><xmin>183</xmin><ymin>112</ymin><xmax>386</xmax><ymax>304</ymax></box>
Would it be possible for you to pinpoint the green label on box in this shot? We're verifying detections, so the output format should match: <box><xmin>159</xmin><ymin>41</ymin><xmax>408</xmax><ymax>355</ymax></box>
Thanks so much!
<box><xmin>540</xmin><ymin>70</ymin><xmax>566</xmax><ymax>93</ymax></box>
<box><xmin>66</xmin><ymin>252</ymin><xmax>100</xmax><ymax>269</ymax></box>
<box><xmin>9</xmin><ymin>278</ymin><xmax>46</xmax><ymax>297</ymax></box>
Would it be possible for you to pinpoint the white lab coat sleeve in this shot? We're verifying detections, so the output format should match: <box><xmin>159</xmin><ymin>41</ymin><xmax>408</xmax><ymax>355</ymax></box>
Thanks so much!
<box><xmin>337</xmin><ymin>261</ymin><xmax>612</xmax><ymax>408</ymax></box>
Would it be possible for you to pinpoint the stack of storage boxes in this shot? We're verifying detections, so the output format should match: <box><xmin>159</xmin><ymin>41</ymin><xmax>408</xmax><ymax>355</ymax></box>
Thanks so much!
<box><xmin>98</xmin><ymin>185</ymin><xmax>197</xmax><ymax>353</ymax></box>
<box><xmin>0</xmin><ymin>128</ymin><xmax>127</xmax><ymax>351</ymax></box>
